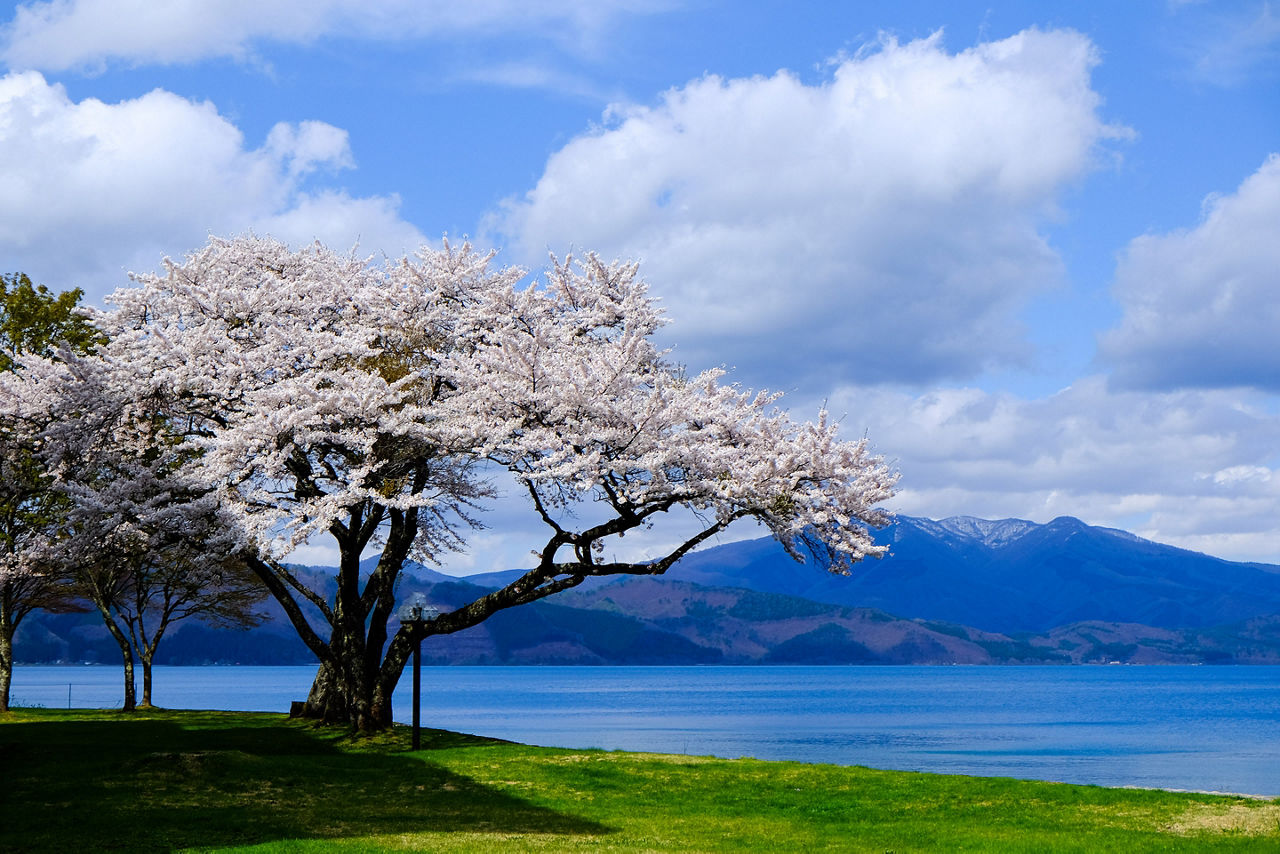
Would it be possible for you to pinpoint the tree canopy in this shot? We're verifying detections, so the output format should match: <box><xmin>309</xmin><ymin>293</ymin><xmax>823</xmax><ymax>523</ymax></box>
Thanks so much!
<box><xmin>10</xmin><ymin>236</ymin><xmax>897</xmax><ymax>728</ymax></box>
<box><xmin>0</xmin><ymin>273</ymin><xmax>102</xmax><ymax>372</ymax></box>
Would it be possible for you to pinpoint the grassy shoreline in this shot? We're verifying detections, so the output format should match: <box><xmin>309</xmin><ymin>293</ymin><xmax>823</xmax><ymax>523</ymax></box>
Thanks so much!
<box><xmin>3</xmin><ymin>708</ymin><xmax>1278</xmax><ymax>852</ymax></box>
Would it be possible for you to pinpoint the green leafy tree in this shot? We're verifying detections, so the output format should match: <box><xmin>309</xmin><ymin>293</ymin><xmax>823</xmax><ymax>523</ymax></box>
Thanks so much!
<box><xmin>0</xmin><ymin>274</ymin><xmax>101</xmax><ymax>372</ymax></box>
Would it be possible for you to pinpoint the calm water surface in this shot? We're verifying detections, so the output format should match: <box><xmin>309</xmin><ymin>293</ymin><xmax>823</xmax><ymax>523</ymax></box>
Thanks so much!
<box><xmin>12</xmin><ymin>664</ymin><xmax>1280</xmax><ymax>796</ymax></box>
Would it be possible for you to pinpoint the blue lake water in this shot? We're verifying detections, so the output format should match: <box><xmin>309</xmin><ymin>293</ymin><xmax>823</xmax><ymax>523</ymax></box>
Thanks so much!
<box><xmin>10</xmin><ymin>664</ymin><xmax>1280</xmax><ymax>797</ymax></box>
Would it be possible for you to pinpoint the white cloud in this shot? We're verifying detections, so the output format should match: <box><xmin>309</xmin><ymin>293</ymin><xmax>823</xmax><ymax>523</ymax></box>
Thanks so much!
<box><xmin>264</xmin><ymin>121</ymin><xmax>355</xmax><ymax>178</ymax></box>
<box><xmin>489</xmin><ymin>28</ymin><xmax>1125</xmax><ymax>389</ymax></box>
<box><xmin>0</xmin><ymin>0</ymin><xmax>673</xmax><ymax>71</ymax></box>
<box><xmin>256</xmin><ymin>191</ymin><xmax>425</xmax><ymax>256</ymax></box>
<box><xmin>1100</xmin><ymin>154</ymin><xmax>1280</xmax><ymax>392</ymax></box>
<box><xmin>825</xmin><ymin>377</ymin><xmax>1280</xmax><ymax>563</ymax></box>
<box><xmin>1208</xmin><ymin>465</ymin><xmax>1272</xmax><ymax>486</ymax></box>
<box><xmin>0</xmin><ymin>71</ymin><xmax>425</xmax><ymax>303</ymax></box>
<box><xmin>449</xmin><ymin>61</ymin><xmax>617</xmax><ymax>102</ymax></box>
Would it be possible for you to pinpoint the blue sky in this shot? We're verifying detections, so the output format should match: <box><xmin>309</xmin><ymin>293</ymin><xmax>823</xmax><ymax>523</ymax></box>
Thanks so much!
<box><xmin>2</xmin><ymin>1</ymin><xmax>1279</xmax><ymax>572</ymax></box>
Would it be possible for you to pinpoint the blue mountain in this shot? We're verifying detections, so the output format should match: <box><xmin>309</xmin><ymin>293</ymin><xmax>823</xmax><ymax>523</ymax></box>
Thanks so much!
<box><xmin>644</xmin><ymin>515</ymin><xmax>1280</xmax><ymax>633</ymax></box>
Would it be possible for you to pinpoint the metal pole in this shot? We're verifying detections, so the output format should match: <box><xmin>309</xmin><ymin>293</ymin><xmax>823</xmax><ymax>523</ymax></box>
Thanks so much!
<box><xmin>411</xmin><ymin>631</ymin><xmax>422</xmax><ymax>751</ymax></box>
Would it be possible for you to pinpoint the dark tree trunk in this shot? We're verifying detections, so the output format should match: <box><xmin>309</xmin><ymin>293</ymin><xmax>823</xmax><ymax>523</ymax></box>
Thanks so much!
<box><xmin>140</xmin><ymin>651</ymin><xmax>154</xmax><ymax>707</ymax></box>
<box><xmin>299</xmin><ymin>606</ymin><xmax>391</xmax><ymax>730</ymax></box>
<box><xmin>298</xmin><ymin>540</ymin><xmax>375</xmax><ymax>727</ymax></box>
<box><xmin>304</xmin><ymin>628</ymin><xmax>377</xmax><ymax>729</ymax></box>
<box><xmin>1</xmin><ymin>584</ymin><xmax>20</xmax><ymax>714</ymax></box>
<box><xmin>296</xmin><ymin>614</ymin><xmax>415</xmax><ymax>731</ymax></box>
<box><xmin>303</xmin><ymin>628</ymin><xmax>412</xmax><ymax>730</ymax></box>
<box><xmin>102</xmin><ymin>617</ymin><xmax>136</xmax><ymax>712</ymax></box>
<box><xmin>0</xmin><ymin>628</ymin><xmax>12</xmax><ymax>714</ymax></box>
<box><xmin>121</xmin><ymin>655</ymin><xmax>136</xmax><ymax>712</ymax></box>
<box><xmin>373</xmin><ymin>629</ymin><xmax>413</xmax><ymax>728</ymax></box>
<box><xmin>135</xmin><ymin>613</ymin><xmax>174</xmax><ymax>708</ymax></box>
<box><xmin>285</xmin><ymin>506</ymin><xmax>420</xmax><ymax>731</ymax></box>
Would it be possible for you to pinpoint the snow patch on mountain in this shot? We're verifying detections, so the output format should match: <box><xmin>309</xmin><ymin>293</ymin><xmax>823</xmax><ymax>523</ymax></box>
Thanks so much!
<box><xmin>925</xmin><ymin>515</ymin><xmax>1040</xmax><ymax>548</ymax></box>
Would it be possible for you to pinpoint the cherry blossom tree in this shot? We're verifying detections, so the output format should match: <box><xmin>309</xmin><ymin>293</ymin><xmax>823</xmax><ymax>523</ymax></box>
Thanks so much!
<box><xmin>11</xmin><ymin>348</ymin><xmax>265</xmax><ymax>710</ymax></box>
<box><xmin>64</xmin><ymin>488</ymin><xmax>265</xmax><ymax>710</ymax></box>
<box><xmin>0</xmin><ymin>275</ymin><xmax>100</xmax><ymax>713</ymax></box>
<box><xmin>96</xmin><ymin>237</ymin><xmax>500</xmax><ymax>727</ymax></box>
<box><xmin>93</xmin><ymin>235</ymin><xmax>897</xmax><ymax>730</ymax></box>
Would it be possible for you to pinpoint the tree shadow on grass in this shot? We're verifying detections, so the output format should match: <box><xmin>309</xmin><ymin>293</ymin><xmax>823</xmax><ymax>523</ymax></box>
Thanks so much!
<box><xmin>0</xmin><ymin>715</ymin><xmax>611</xmax><ymax>853</ymax></box>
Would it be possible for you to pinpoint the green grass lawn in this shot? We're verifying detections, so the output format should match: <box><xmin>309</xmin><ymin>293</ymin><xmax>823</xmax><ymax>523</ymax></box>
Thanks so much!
<box><xmin>2</xmin><ymin>708</ymin><xmax>1277</xmax><ymax>852</ymax></box>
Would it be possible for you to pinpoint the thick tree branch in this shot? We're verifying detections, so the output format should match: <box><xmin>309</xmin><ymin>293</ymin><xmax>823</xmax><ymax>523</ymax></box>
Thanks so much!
<box><xmin>244</xmin><ymin>554</ymin><xmax>332</xmax><ymax>662</ymax></box>
<box><xmin>424</xmin><ymin>510</ymin><xmax>749</xmax><ymax>640</ymax></box>
<box><xmin>274</xmin><ymin>559</ymin><xmax>334</xmax><ymax>621</ymax></box>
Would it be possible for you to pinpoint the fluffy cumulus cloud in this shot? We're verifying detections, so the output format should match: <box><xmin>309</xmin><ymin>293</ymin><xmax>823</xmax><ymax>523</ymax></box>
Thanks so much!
<box><xmin>1100</xmin><ymin>154</ymin><xmax>1280</xmax><ymax>392</ymax></box>
<box><xmin>0</xmin><ymin>71</ymin><xmax>424</xmax><ymax>302</ymax></box>
<box><xmin>0</xmin><ymin>0</ymin><xmax>668</xmax><ymax>70</ymax></box>
<box><xmin>825</xmin><ymin>378</ymin><xmax>1280</xmax><ymax>562</ymax></box>
<box><xmin>490</xmin><ymin>28</ymin><xmax>1124</xmax><ymax>389</ymax></box>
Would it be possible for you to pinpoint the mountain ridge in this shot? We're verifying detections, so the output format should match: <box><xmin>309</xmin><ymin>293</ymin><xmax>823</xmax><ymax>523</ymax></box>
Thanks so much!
<box><xmin>648</xmin><ymin>514</ymin><xmax>1280</xmax><ymax>633</ymax></box>
<box><xmin>15</xmin><ymin>514</ymin><xmax>1280</xmax><ymax>667</ymax></box>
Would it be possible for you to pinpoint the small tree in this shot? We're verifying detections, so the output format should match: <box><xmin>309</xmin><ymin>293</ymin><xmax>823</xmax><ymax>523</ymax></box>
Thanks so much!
<box><xmin>91</xmin><ymin>235</ymin><xmax>897</xmax><ymax>730</ymax></box>
<box><xmin>0</xmin><ymin>274</ymin><xmax>100</xmax><ymax>712</ymax></box>
<box><xmin>21</xmin><ymin>353</ymin><xmax>265</xmax><ymax>710</ymax></box>
<box><xmin>66</xmin><ymin>506</ymin><xmax>265</xmax><ymax>709</ymax></box>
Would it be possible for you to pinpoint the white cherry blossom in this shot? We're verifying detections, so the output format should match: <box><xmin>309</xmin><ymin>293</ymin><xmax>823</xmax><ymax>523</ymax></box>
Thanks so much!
<box><xmin>51</xmin><ymin>234</ymin><xmax>896</xmax><ymax>729</ymax></box>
